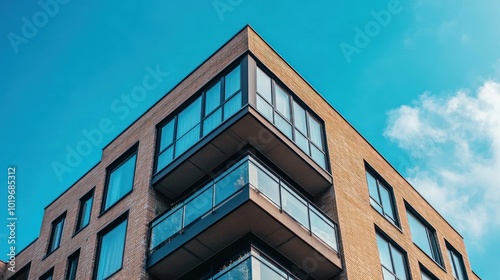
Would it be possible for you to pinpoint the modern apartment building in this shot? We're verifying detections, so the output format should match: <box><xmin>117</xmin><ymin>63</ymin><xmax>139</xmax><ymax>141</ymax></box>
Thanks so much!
<box><xmin>2</xmin><ymin>26</ymin><xmax>480</xmax><ymax>280</ymax></box>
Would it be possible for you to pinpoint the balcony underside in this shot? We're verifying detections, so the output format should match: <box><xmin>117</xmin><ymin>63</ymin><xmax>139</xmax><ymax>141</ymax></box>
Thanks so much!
<box><xmin>152</xmin><ymin>107</ymin><xmax>332</xmax><ymax>199</ymax></box>
<box><xmin>147</xmin><ymin>188</ymin><xmax>341</xmax><ymax>280</ymax></box>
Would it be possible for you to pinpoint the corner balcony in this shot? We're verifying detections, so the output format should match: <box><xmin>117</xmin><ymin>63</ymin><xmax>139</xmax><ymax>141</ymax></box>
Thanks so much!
<box><xmin>147</xmin><ymin>155</ymin><xmax>341</xmax><ymax>280</ymax></box>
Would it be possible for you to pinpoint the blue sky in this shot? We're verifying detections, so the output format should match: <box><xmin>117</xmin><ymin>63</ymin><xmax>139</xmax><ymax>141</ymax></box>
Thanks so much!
<box><xmin>1</xmin><ymin>0</ymin><xmax>499</xmax><ymax>278</ymax></box>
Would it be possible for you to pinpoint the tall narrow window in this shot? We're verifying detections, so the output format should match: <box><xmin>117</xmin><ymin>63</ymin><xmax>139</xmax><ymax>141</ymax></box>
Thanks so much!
<box><xmin>75</xmin><ymin>190</ymin><xmax>94</xmax><ymax>232</ymax></box>
<box><xmin>102</xmin><ymin>152</ymin><xmax>137</xmax><ymax>212</ymax></box>
<box><xmin>376</xmin><ymin>233</ymin><xmax>409</xmax><ymax>280</ymax></box>
<box><xmin>255</xmin><ymin>67</ymin><xmax>327</xmax><ymax>169</ymax></box>
<box><xmin>407</xmin><ymin>209</ymin><xmax>443</xmax><ymax>265</ymax></box>
<box><xmin>39</xmin><ymin>268</ymin><xmax>54</xmax><ymax>280</ymax></box>
<box><xmin>47</xmin><ymin>213</ymin><xmax>65</xmax><ymax>254</ymax></box>
<box><xmin>66</xmin><ymin>250</ymin><xmax>80</xmax><ymax>280</ymax></box>
<box><xmin>366</xmin><ymin>169</ymin><xmax>398</xmax><ymax>226</ymax></box>
<box><xmin>448</xmin><ymin>244</ymin><xmax>468</xmax><ymax>280</ymax></box>
<box><xmin>94</xmin><ymin>215</ymin><xmax>128</xmax><ymax>280</ymax></box>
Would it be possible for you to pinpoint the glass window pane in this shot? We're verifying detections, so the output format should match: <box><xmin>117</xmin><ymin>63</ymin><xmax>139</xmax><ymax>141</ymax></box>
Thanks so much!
<box><xmin>310</xmin><ymin>209</ymin><xmax>337</xmax><ymax>250</ymax></box>
<box><xmin>255</xmin><ymin>259</ymin><xmax>287</xmax><ymax>280</ymax></box>
<box><xmin>281</xmin><ymin>186</ymin><xmax>308</xmax><ymax>227</ymax></box>
<box><xmin>275</xmin><ymin>86</ymin><xmax>290</xmax><ymax>120</ymax></box>
<box><xmin>293</xmin><ymin>101</ymin><xmax>307</xmax><ymax>134</ymax></box>
<box><xmin>184</xmin><ymin>187</ymin><xmax>213</xmax><ymax>226</ymax></box>
<box><xmin>382</xmin><ymin>268</ymin><xmax>397</xmax><ymax>280</ymax></box>
<box><xmin>175</xmin><ymin>124</ymin><xmax>200</xmax><ymax>157</ymax></box>
<box><xmin>225</xmin><ymin>66</ymin><xmax>240</xmax><ymax>99</ymax></box>
<box><xmin>256</xmin><ymin>94</ymin><xmax>274</xmax><ymax>121</ymax></box>
<box><xmin>311</xmin><ymin>144</ymin><xmax>326</xmax><ymax>169</ymax></box>
<box><xmin>150</xmin><ymin>208</ymin><xmax>183</xmax><ymax>249</ymax></box>
<box><xmin>407</xmin><ymin>212</ymin><xmax>433</xmax><ymax>257</ymax></box>
<box><xmin>379</xmin><ymin>185</ymin><xmax>396</xmax><ymax>221</ymax></box>
<box><xmin>77</xmin><ymin>195</ymin><xmax>93</xmax><ymax>231</ymax></box>
<box><xmin>376</xmin><ymin>235</ymin><xmax>392</xmax><ymax>268</ymax></box>
<box><xmin>203</xmin><ymin>109</ymin><xmax>222</xmax><ymax>136</ymax></box>
<box><xmin>257</xmin><ymin>67</ymin><xmax>272</xmax><ymax>103</ymax></box>
<box><xmin>450</xmin><ymin>249</ymin><xmax>467</xmax><ymax>280</ymax></box>
<box><xmin>275</xmin><ymin>114</ymin><xmax>292</xmax><ymax>139</ymax></box>
<box><xmin>249</xmin><ymin>162</ymin><xmax>280</xmax><ymax>205</ymax></box>
<box><xmin>48</xmin><ymin>217</ymin><xmax>64</xmax><ymax>253</ymax></box>
<box><xmin>160</xmin><ymin>120</ymin><xmax>175</xmax><ymax>151</ymax></box>
<box><xmin>421</xmin><ymin>270</ymin><xmax>434</xmax><ymax>280</ymax></box>
<box><xmin>366</xmin><ymin>172</ymin><xmax>380</xmax><ymax>204</ymax></box>
<box><xmin>216</xmin><ymin>257</ymin><xmax>251</xmax><ymax>280</ymax></box>
<box><xmin>177</xmin><ymin>97</ymin><xmax>202</xmax><ymax>138</ymax></box>
<box><xmin>206</xmin><ymin>82</ymin><xmax>221</xmax><ymax>114</ymax></box>
<box><xmin>370</xmin><ymin>197</ymin><xmax>384</xmax><ymax>213</ymax></box>
<box><xmin>215</xmin><ymin>162</ymin><xmax>249</xmax><ymax>205</ymax></box>
<box><xmin>157</xmin><ymin>146</ymin><xmax>174</xmax><ymax>171</ymax></box>
<box><xmin>66</xmin><ymin>254</ymin><xmax>79</xmax><ymax>280</ymax></box>
<box><xmin>391</xmin><ymin>246</ymin><xmax>408</xmax><ymax>279</ymax></box>
<box><xmin>294</xmin><ymin>130</ymin><xmax>309</xmax><ymax>154</ymax></box>
<box><xmin>104</xmin><ymin>154</ymin><xmax>136</xmax><ymax>210</ymax></box>
<box><xmin>308</xmin><ymin>115</ymin><xmax>323</xmax><ymax>148</ymax></box>
<box><xmin>223</xmin><ymin>92</ymin><xmax>241</xmax><ymax>120</ymax></box>
<box><xmin>96</xmin><ymin>219</ymin><xmax>127</xmax><ymax>280</ymax></box>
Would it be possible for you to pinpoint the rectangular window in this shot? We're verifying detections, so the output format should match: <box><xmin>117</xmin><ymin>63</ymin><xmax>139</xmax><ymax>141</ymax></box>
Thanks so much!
<box><xmin>447</xmin><ymin>244</ymin><xmax>468</xmax><ymax>280</ymax></box>
<box><xmin>94</xmin><ymin>214</ymin><xmax>128</xmax><ymax>280</ymax></box>
<box><xmin>407</xmin><ymin>209</ymin><xmax>443</xmax><ymax>265</ymax></box>
<box><xmin>47</xmin><ymin>213</ymin><xmax>65</xmax><ymax>254</ymax></box>
<box><xmin>66</xmin><ymin>250</ymin><xmax>80</xmax><ymax>280</ymax></box>
<box><xmin>255</xmin><ymin>67</ymin><xmax>327</xmax><ymax>169</ymax></box>
<box><xmin>366</xmin><ymin>168</ymin><xmax>399</xmax><ymax>226</ymax></box>
<box><xmin>156</xmin><ymin>64</ymin><xmax>242</xmax><ymax>173</ymax></box>
<box><xmin>376</xmin><ymin>232</ymin><xmax>409</xmax><ymax>280</ymax></box>
<box><xmin>39</xmin><ymin>268</ymin><xmax>54</xmax><ymax>280</ymax></box>
<box><xmin>75</xmin><ymin>190</ymin><xmax>94</xmax><ymax>233</ymax></box>
<box><xmin>102</xmin><ymin>152</ymin><xmax>137</xmax><ymax>212</ymax></box>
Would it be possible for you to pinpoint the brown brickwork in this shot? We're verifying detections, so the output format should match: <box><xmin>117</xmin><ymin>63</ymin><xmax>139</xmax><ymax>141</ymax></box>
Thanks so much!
<box><xmin>6</xmin><ymin>26</ymin><xmax>478</xmax><ymax>280</ymax></box>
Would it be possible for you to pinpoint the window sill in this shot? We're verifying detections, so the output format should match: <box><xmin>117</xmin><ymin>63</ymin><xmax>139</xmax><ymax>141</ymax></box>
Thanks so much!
<box><xmin>413</xmin><ymin>242</ymin><xmax>447</xmax><ymax>273</ymax></box>
<box><xmin>371</xmin><ymin>205</ymin><xmax>404</xmax><ymax>234</ymax></box>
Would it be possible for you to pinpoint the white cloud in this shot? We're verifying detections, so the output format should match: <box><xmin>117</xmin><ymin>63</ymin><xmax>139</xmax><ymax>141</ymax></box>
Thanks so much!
<box><xmin>384</xmin><ymin>80</ymin><xmax>500</xmax><ymax>241</ymax></box>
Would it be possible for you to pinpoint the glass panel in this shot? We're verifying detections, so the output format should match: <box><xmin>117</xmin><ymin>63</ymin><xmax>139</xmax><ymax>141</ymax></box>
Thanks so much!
<box><xmin>206</xmin><ymin>82</ymin><xmax>221</xmax><ymax>114</ymax></box>
<box><xmin>370</xmin><ymin>197</ymin><xmax>384</xmax><ymax>213</ymax></box>
<box><xmin>281</xmin><ymin>186</ymin><xmax>308</xmax><ymax>227</ymax></box>
<box><xmin>275</xmin><ymin>114</ymin><xmax>292</xmax><ymax>139</ymax></box>
<box><xmin>66</xmin><ymin>255</ymin><xmax>79</xmax><ymax>280</ymax></box>
<box><xmin>216</xmin><ymin>257</ymin><xmax>251</xmax><ymax>280</ymax></box>
<box><xmin>451</xmin><ymin>250</ymin><xmax>466</xmax><ymax>280</ymax></box>
<box><xmin>160</xmin><ymin>120</ymin><xmax>175</xmax><ymax>151</ymax></box>
<box><xmin>224</xmin><ymin>92</ymin><xmax>242</xmax><ymax>120</ymax></box>
<box><xmin>184</xmin><ymin>187</ymin><xmax>213</xmax><ymax>226</ymax></box>
<box><xmin>275</xmin><ymin>85</ymin><xmax>291</xmax><ymax>120</ymax></box>
<box><xmin>382</xmin><ymin>267</ymin><xmax>397</xmax><ymax>280</ymax></box>
<box><xmin>308</xmin><ymin>115</ymin><xmax>323</xmax><ymax>149</ymax></box>
<box><xmin>203</xmin><ymin>109</ymin><xmax>222</xmax><ymax>136</ymax></box>
<box><xmin>379</xmin><ymin>185</ymin><xmax>396</xmax><ymax>221</ymax></box>
<box><xmin>310</xmin><ymin>208</ymin><xmax>337</xmax><ymax>250</ymax></box>
<box><xmin>256</xmin><ymin>94</ymin><xmax>274</xmax><ymax>121</ymax></box>
<box><xmin>49</xmin><ymin>218</ymin><xmax>64</xmax><ymax>252</ymax></box>
<box><xmin>293</xmin><ymin>101</ymin><xmax>307</xmax><ymax>134</ymax></box>
<box><xmin>96</xmin><ymin>219</ymin><xmax>127</xmax><ymax>280</ymax></box>
<box><xmin>421</xmin><ymin>271</ymin><xmax>433</xmax><ymax>280</ymax></box>
<box><xmin>366</xmin><ymin>172</ymin><xmax>380</xmax><ymax>204</ymax></box>
<box><xmin>391</xmin><ymin>246</ymin><xmax>408</xmax><ymax>280</ymax></box>
<box><xmin>151</xmin><ymin>208</ymin><xmax>183</xmax><ymax>249</ymax></box>
<box><xmin>104</xmin><ymin>154</ymin><xmax>136</xmax><ymax>210</ymax></box>
<box><xmin>376</xmin><ymin>235</ymin><xmax>392</xmax><ymax>268</ymax></box>
<box><xmin>77</xmin><ymin>196</ymin><xmax>93</xmax><ymax>230</ymax></box>
<box><xmin>294</xmin><ymin>130</ymin><xmax>309</xmax><ymax>154</ymax></box>
<box><xmin>214</xmin><ymin>162</ymin><xmax>249</xmax><ymax>205</ymax></box>
<box><xmin>255</xmin><ymin>258</ymin><xmax>287</xmax><ymax>280</ymax></box>
<box><xmin>310</xmin><ymin>144</ymin><xmax>326</xmax><ymax>169</ymax></box>
<box><xmin>225</xmin><ymin>66</ymin><xmax>241</xmax><ymax>99</ymax></box>
<box><xmin>157</xmin><ymin>146</ymin><xmax>174</xmax><ymax>171</ymax></box>
<box><xmin>177</xmin><ymin>97</ymin><xmax>202</xmax><ymax>138</ymax></box>
<box><xmin>407</xmin><ymin>212</ymin><xmax>433</xmax><ymax>257</ymax></box>
<box><xmin>175</xmin><ymin>124</ymin><xmax>200</xmax><ymax>157</ymax></box>
<box><xmin>249</xmin><ymin>161</ymin><xmax>280</xmax><ymax>205</ymax></box>
<box><xmin>257</xmin><ymin>67</ymin><xmax>272</xmax><ymax>103</ymax></box>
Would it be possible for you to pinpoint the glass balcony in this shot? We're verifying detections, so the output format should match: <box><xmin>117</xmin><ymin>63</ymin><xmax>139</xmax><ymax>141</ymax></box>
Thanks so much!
<box><xmin>149</xmin><ymin>155</ymin><xmax>339</xmax><ymax>254</ymax></box>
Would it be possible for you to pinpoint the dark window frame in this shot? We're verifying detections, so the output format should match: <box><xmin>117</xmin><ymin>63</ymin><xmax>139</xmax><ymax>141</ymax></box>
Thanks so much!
<box><xmin>74</xmin><ymin>188</ymin><xmax>94</xmax><ymax>235</ymax></box>
<box><xmin>375</xmin><ymin>227</ymin><xmax>411</xmax><ymax>280</ymax></box>
<box><xmin>254</xmin><ymin>63</ymin><xmax>329</xmax><ymax>171</ymax></box>
<box><xmin>365</xmin><ymin>163</ymin><xmax>400</xmax><ymax>227</ymax></box>
<box><xmin>46</xmin><ymin>212</ymin><xmax>66</xmax><ymax>256</ymax></box>
<box><xmin>420</xmin><ymin>263</ymin><xmax>439</xmax><ymax>280</ymax></box>
<box><xmin>39</xmin><ymin>267</ymin><xmax>54</xmax><ymax>280</ymax></box>
<box><xmin>100</xmin><ymin>144</ymin><xmax>138</xmax><ymax>215</ymax></box>
<box><xmin>446</xmin><ymin>241</ymin><xmax>469</xmax><ymax>280</ymax></box>
<box><xmin>93</xmin><ymin>211</ymin><xmax>129</xmax><ymax>280</ymax></box>
<box><xmin>154</xmin><ymin>61</ymin><xmax>244</xmax><ymax>174</ymax></box>
<box><xmin>406</xmin><ymin>203</ymin><xmax>444</xmax><ymax>267</ymax></box>
<box><xmin>66</xmin><ymin>249</ymin><xmax>80</xmax><ymax>280</ymax></box>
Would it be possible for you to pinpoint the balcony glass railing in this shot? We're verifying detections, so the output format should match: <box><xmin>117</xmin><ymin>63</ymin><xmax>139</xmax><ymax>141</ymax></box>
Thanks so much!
<box><xmin>149</xmin><ymin>155</ymin><xmax>339</xmax><ymax>253</ymax></box>
<box><xmin>208</xmin><ymin>251</ymin><xmax>299</xmax><ymax>280</ymax></box>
